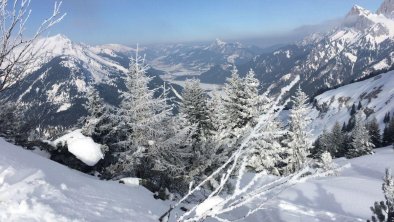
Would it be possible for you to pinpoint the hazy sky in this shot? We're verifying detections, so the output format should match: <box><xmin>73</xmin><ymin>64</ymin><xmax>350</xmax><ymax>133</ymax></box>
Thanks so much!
<box><xmin>27</xmin><ymin>0</ymin><xmax>382</xmax><ymax>45</ymax></box>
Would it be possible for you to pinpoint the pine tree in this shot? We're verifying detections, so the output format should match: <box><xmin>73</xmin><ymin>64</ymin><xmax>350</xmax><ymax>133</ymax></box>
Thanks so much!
<box><xmin>357</xmin><ymin>101</ymin><xmax>362</xmax><ymax>110</ymax></box>
<box><xmin>312</xmin><ymin>128</ymin><xmax>331</xmax><ymax>158</ymax></box>
<box><xmin>286</xmin><ymin>87</ymin><xmax>312</xmax><ymax>172</ymax></box>
<box><xmin>368</xmin><ymin>169</ymin><xmax>394</xmax><ymax>222</ymax></box>
<box><xmin>222</xmin><ymin>65</ymin><xmax>247</xmax><ymax>130</ymax></box>
<box><xmin>383</xmin><ymin>118</ymin><xmax>394</xmax><ymax>146</ymax></box>
<box><xmin>384</xmin><ymin>112</ymin><xmax>391</xmax><ymax>124</ymax></box>
<box><xmin>180</xmin><ymin>79</ymin><xmax>213</xmax><ymax>141</ymax></box>
<box><xmin>247</xmin><ymin>118</ymin><xmax>285</xmax><ymax>175</ymax></box>
<box><xmin>347</xmin><ymin>115</ymin><xmax>356</xmax><ymax>132</ymax></box>
<box><xmin>208</xmin><ymin>91</ymin><xmax>226</xmax><ymax>133</ymax></box>
<box><xmin>331</xmin><ymin>121</ymin><xmax>346</xmax><ymax>157</ymax></box>
<box><xmin>113</xmin><ymin>49</ymin><xmax>173</xmax><ymax>176</ymax></box>
<box><xmin>350</xmin><ymin>103</ymin><xmax>357</xmax><ymax>116</ymax></box>
<box><xmin>367</xmin><ymin>117</ymin><xmax>382</xmax><ymax>148</ymax></box>
<box><xmin>346</xmin><ymin>113</ymin><xmax>374</xmax><ymax>158</ymax></box>
<box><xmin>319</xmin><ymin>151</ymin><xmax>333</xmax><ymax>171</ymax></box>
<box><xmin>342</xmin><ymin>122</ymin><xmax>347</xmax><ymax>132</ymax></box>
<box><xmin>222</xmin><ymin>66</ymin><xmax>265</xmax><ymax>136</ymax></box>
<box><xmin>243</xmin><ymin>69</ymin><xmax>261</xmax><ymax>126</ymax></box>
<box><xmin>81</xmin><ymin>87</ymin><xmax>108</xmax><ymax>138</ymax></box>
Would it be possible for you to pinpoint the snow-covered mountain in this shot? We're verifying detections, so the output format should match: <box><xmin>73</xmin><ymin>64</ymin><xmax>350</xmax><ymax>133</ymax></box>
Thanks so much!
<box><xmin>199</xmin><ymin>0</ymin><xmax>394</xmax><ymax>99</ymax></box>
<box><xmin>309</xmin><ymin>70</ymin><xmax>394</xmax><ymax>138</ymax></box>
<box><xmin>0</xmin><ymin>35</ymin><xmax>182</xmax><ymax>131</ymax></box>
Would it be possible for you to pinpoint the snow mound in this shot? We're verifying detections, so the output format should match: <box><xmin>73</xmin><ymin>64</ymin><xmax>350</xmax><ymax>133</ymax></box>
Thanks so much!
<box><xmin>195</xmin><ymin>196</ymin><xmax>224</xmax><ymax>217</ymax></box>
<box><xmin>53</xmin><ymin>130</ymin><xmax>103</xmax><ymax>166</ymax></box>
<box><xmin>119</xmin><ymin>177</ymin><xmax>140</xmax><ymax>187</ymax></box>
<box><xmin>0</xmin><ymin>137</ymin><xmax>168</xmax><ymax>221</ymax></box>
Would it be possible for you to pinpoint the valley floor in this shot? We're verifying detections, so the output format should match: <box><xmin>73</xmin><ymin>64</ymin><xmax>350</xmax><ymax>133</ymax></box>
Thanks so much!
<box><xmin>0</xmin><ymin>137</ymin><xmax>392</xmax><ymax>222</ymax></box>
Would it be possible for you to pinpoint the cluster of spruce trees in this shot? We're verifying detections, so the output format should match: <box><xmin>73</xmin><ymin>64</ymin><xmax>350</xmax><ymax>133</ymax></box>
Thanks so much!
<box><xmin>313</xmin><ymin>108</ymin><xmax>393</xmax><ymax>159</ymax></box>
<box><xmin>77</xmin><ymin>52</ymin><xmax>313</xmax><ymax>195</ymax></box>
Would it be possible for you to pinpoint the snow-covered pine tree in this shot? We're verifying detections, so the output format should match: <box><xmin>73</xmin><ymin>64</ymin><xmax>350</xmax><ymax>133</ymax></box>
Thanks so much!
<box><xmin>319</xmin><ymin>151</ymin><xmax>333</xmax><ymax>172</ymax></box>
<box><xmin>208</xmin><ymin>91</ymin><xmax>226</xmax><ymax>133</ymax></box>
<box><xmin>346</xmin><ymin>113</ymin><xmax>374</xmax><ymax>158</ymax></box>
<box><xmin>222</xmin><ymin>65</ymin><xmax>246</xmax><ymax>131</ymax></box>
<box><xmin>112</xmin><ymin>49</ymin><xmax>173</xmax><ymax>176</ymax></box>
<box><xmin>247</xmin><ymin>119</ymin><xmax>285</xmax><ymax>175</ymax></box>
<box><xmin>368</xmin><ymin>169</ymin><xmax>394</xmax><ymax>222</ymax></box>
<box><xmin>286</xmin><ymin>86</ymin><xmax>313</xmax><ymax>172</ymax></box>
<box><xmin>243</xmin><ymin>69</ymin><xmax>261</xmax><ymax>126</ymax></box>
<box><xmin>81</xmin><ymin>87</ymin><xmax>107</xmax><ymax>137</ymax></box>
<box><xmin>222</xmin><ymin>66</ymin><xmax>264</xmax><ymax>139</ymax></box>
<box><xmin>367</xmin><ymin>117</ymin><xmax>382</xmax><ymax>148</ymax></box>
<box><xmin>180</xmin><ymin>79</ymin><xmax>213</xmax><ymax>141</ymax></box>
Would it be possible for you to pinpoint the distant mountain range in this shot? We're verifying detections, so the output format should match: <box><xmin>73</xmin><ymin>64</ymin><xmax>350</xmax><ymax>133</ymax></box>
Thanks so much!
<box><xmin>198</xmin><ymin>0</ymin><xmax>394</xmax><ymax>100</ymax></box>
<box><xmin>1</xmin><ymin>0</ymin><xmax>394</xmax><ymax>135</ymax></box>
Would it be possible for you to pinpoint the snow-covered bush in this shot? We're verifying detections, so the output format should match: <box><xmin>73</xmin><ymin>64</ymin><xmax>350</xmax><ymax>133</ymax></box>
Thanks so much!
<box><xmin>368</xmin><ymin>168</ymin><xmax>394</xmax><ymax>222</ymax></box>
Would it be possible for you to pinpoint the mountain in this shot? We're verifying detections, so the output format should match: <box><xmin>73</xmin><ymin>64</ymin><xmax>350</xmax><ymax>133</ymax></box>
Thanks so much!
<box><xmin>378</xmin><ymin>0</ymin><xmax>394</xmax><ymax>18</ymax></box>
<box><xmin>198</xmin><ymin>0</ymin><xmax>394</xmax><ymax>101</ymax></box>
<box><xmin>0</xmin><ymin>35</ymin><xmax>182</xmax><ymax>133</ymax></box>
<box><xmin>309</xmin><ymin>70</ymin><xmax>394</xmax><ymax>138</ymax></box>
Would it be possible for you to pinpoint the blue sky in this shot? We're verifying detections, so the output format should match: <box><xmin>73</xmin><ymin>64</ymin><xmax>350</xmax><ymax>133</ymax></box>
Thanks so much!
<box><xmin>27</xmin><ymin>0</ymin><xmax>382</xmax><ymax>45</ymax></box>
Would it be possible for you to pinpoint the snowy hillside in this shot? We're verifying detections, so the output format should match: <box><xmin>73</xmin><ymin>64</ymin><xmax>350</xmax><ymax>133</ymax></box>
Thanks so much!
<box><xmin>0</xmin><ymin>137</ymin><xmax>169</xmax><ymax>221</ymax></box>
<box><xmin>309</xmin><ymin>70</ymin><xmax>394</xmax><ymax>137</ymax></box>
<box><xmin>198</xmin><ymin>0</ymin><xmax>394</xmax><ymax>101</ymax></box>
<box><xmin>0</xmin><ymin>35</ymin><xmax>182</xmax><ymax>131</ymax></box>
<box><xmin>1</xmin><ymin>136</ymin><xmax>393</xmax><ymax>221</ymax></box>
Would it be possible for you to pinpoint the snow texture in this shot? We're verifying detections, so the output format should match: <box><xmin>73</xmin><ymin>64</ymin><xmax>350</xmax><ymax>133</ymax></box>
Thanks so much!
<box><xmin>52</xmin><ymin>130</ymin><xmax>103</xmax><ymax>166</ymax></box>
<box><xmin>0</xmin><ymin>137</ymin><xmax>168</xmax><ymax>222</ymax></box>
<box><xmin>1</xmin><ymin>138</ymin><xmax>394</xmax><ymax>221</ymax></box>
<box><xmin>309</xmin><ymin>70</ymin><xmax>394</xmax><ymax>138</ymax></box>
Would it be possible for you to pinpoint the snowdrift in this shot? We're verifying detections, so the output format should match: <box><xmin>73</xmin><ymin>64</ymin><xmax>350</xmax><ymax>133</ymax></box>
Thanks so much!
<box><xmin>0</xmin><ymin>138</ymin><xmax>168</xmax><ymax>222</ymax></box>
<box><xmin>0</xmin><ymin>137</ymin><xmax>393</xmax><ymax>221</ymax></box>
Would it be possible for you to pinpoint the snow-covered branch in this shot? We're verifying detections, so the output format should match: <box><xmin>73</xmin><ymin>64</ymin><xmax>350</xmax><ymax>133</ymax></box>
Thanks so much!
<box><xmin>0</xmin><ymin>0</ymin><xmax>65</xmax><ymax>92</ymax></box>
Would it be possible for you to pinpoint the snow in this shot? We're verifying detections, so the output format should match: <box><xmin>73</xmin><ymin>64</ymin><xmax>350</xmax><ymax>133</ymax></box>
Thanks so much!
<box><xmin>0</xmin><ymin>137</ymin><xmax>168</xmax><ymax>221</ymax></box>
<box><xmin>118</xmin><ymin>177</ymin><xmax>140</xmax><ymax>187</ymax></box>
<box><xmin>209</xmin><ymin>147</ymin><xmax>394</xmax><ymax>222</ymax></box>
<box><xmin>344</xmin><ymin>52</ymin><xmax>357</xmax><ymax>63</ymax></box>
<box><xmin>195</xmin><ymin>196</ymin><xmax>224</xmax><ymax>217</ymax></box>
<box><xmin>0</xmin><ymin>137</ymin><xmax>394</xmax><ymax>221</ymax></box>
<box><xmin>74</xmin><ymin>79</ymin><xmax>87</xmax><ymax>92</ymax></box>
<box><xmin>309</xmin><ymin>70</ymin><xmax>394</xmax><ymax>138</ymax></box>
<box><xmin>56</xmin><ymin>103</ymin><xmax>72</xmax><ymax>113</ymax></box>
<box><xmin>52</xmin><ymin>130</ymin><xmax>104</xmax><ymax>166</ymax></box>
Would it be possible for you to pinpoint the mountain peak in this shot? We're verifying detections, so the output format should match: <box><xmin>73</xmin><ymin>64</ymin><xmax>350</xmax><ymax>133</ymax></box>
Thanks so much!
<box><xmin>50</xmin><ymin>34</ymin><xmax>71</xmax><ymax>42</ymax></box>
<box><xmin>346</xmin><ymin>5</ymin><xmax>371</xmax><ymax>18</ymax></box>
<box><xmin>377</xmin><ymin>0</ymin><xmax>394</xmax><ymax>18</ymax></box>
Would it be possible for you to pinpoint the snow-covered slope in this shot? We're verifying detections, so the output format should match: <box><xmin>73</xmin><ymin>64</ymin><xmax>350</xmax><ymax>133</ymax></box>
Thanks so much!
<box><xmin>0</xmin><ymin>137</ymin><xmax>168</xmax><ymax>221</ymax></box>
<box><xmin>243</xmin><ymin>147</ymin><xmax>394</xmax><ymax>222</ymax></box>
<box><xmin>309</xmin><ymin>70</ymin><xmax>394</xmax><ymax>137</ymax></box>
<box><xmin>1</xmin><ymin>137</ymin><xmax>393</xmax><ymax>221</ymax></box>
<box><xmin>198</xmin><ymin>0</ymin><xmax>394</xmax><ymax>100</ymax></box>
